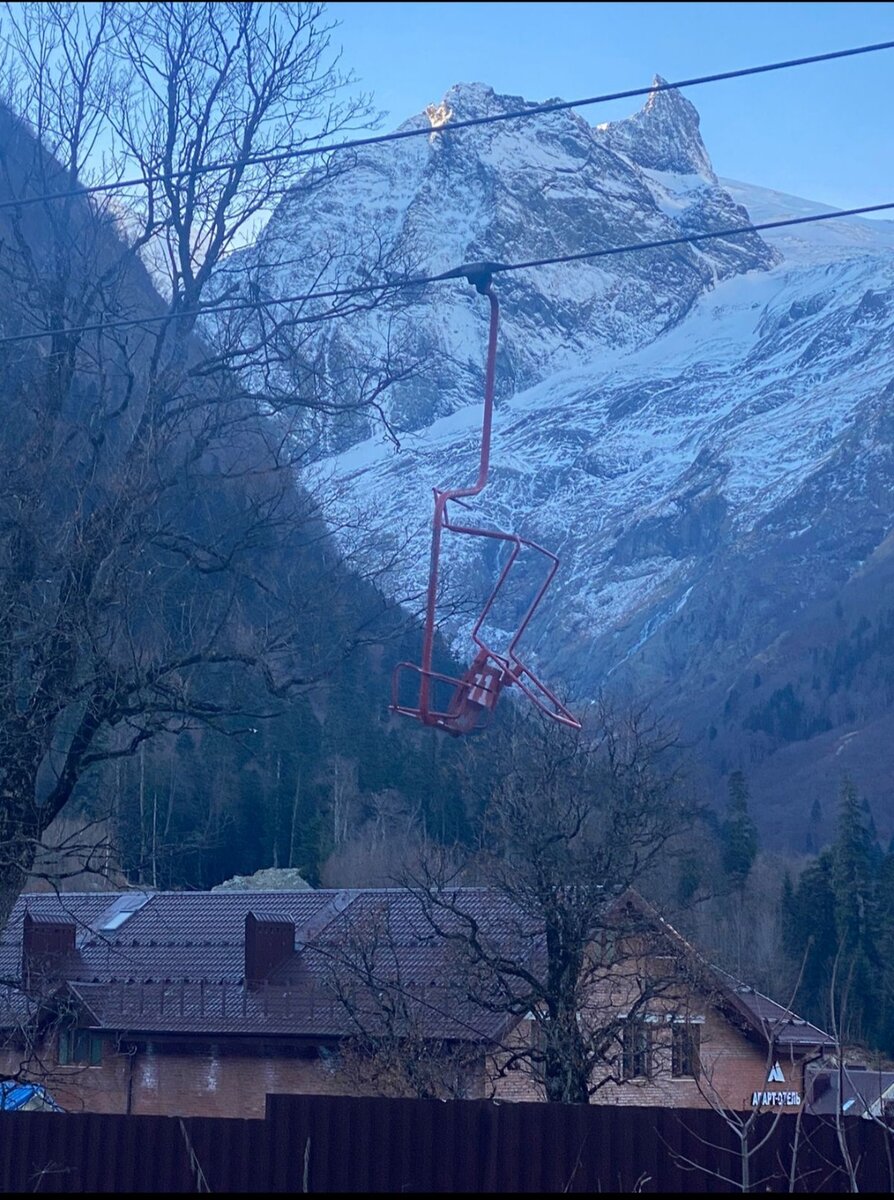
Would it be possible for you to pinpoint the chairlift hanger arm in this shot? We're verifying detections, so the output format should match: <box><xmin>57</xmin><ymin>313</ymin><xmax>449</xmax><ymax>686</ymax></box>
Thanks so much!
<box><xmin>390</xmin><ymin>264</ymin><xmax>580</xmax><ymax>735</ymax></box>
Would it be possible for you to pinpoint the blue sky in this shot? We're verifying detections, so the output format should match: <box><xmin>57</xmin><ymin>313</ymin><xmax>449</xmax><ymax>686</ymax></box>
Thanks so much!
<box><xmin>326</xmin><ymin>2</ymin><xmax>894</xmax><ymax>210</ymax></box>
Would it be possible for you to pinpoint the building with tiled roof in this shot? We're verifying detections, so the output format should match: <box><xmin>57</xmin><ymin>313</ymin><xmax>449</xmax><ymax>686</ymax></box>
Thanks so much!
<box><xmin>805</xmin><ymin>1061</ymin><xmax>894</xmax><ymax>1120</ymax></box>
<box><xmin>0</xmin><ymin>887</ymin><xmax>833</xmax><ymax>1118</ymax></box>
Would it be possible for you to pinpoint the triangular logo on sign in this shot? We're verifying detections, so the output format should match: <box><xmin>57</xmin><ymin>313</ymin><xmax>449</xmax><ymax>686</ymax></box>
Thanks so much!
<box><xmin>767</xmin><ymin>1061</ymin><xmax>785</xmax><ymax>1084</ymax></box>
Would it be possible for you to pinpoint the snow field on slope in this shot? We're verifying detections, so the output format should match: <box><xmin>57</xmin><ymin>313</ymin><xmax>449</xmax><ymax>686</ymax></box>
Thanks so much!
<box><xmin>312</xmin><ymin>211</ymin><xmax>893</xmax><ymax>652</ymax></box>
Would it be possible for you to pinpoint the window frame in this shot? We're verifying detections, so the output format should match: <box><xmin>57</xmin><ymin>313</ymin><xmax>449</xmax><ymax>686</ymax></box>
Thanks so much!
<box><xmin>671</xmin><ymin>1020</ymin><xmax>701</xmax><ymax>1079</ymax></box>
<box><xmin>58</xmin><ymin>1028</ymin><xmax>103</xmax><ymax>1067</ymax></box>
<box><xmin>621</xmin><ymin>1018</ymin><xmax>653</xmax><ymax>1081</ymax></box>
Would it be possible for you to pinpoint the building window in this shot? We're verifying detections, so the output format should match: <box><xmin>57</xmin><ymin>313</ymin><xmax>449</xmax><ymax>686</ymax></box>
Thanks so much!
<box><xmin>621</xmin><ymin>1020</ymin><xmax>652</xmax><ymax>1080</ymax></box>
<box><xmin>58</xmin><ymin>1029</ymin><xmax>103</xmax><ymax>1066</ymax></box>
<box><xmin>671</xmin><ymin>1022</ymin><xmax>701</xmax><ymax>1079</ymax></box>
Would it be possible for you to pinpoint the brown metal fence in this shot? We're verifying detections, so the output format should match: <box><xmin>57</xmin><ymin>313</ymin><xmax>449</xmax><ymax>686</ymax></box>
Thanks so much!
<box><xmin>1</xmin><ymin>1096</ymin><xmax>891</xmax><ymax>1192</ymax></box>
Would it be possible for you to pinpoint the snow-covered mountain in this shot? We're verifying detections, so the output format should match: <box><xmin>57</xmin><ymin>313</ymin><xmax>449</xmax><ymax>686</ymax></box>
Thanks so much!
<box><xmin>233</xmin><ymin>80</ymin><xmax>775</xmax><ymax>442</ymax></box>
<box><xmin>232</xmin><ymin>79</ymin><xmax>894</xmax><ymax>845</ymax></box>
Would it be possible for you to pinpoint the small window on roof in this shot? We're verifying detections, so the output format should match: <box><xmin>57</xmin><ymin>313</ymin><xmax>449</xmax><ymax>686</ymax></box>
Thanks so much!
<box><xmin>99</xmin><ymin>911</ymin><xmax>132</xmax><ymax>932</ymax></box>
<box><xmin>93</xmin><ymin>892</ymin><xmax>152</xmax><ymax>936</ymax></box>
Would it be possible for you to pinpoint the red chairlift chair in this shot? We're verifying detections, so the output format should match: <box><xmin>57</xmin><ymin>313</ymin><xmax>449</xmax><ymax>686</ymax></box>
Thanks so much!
<box><xmin>390</xmin><ymin>263</ymin><xmax>581</xmax><ymax>736</ymax></box>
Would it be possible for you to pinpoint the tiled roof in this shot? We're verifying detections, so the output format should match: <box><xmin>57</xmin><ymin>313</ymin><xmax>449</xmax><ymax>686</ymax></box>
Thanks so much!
<box><xmin>807</xmin><ymin>1065</ymin><xmax>894</xmax><ymax>1116</ymax></box>
<box><xmin>20</xmin><ymin>910</ymin><xmax>78</xmax><ymax>926</ymax></box>
<box><xmin>1</xmin><ymin>893</ymin><xmax>119</xmax><ymax>947</ymax></box>
<box><xmin>0</xmin><ymin>889</ymin><xmax>522</xmax><ymax>1042</ymax></box>
<box><xmin>713</xmin><ymin>970</ymin><xmax>834</xmax><ymax>1050</ymax></box>
<box><xmin>614</xmin><ymin>890</ymin><xmax>833</xmax><ymax>1050</ymax></box>
<box><xmin>0</xmin><ymin>887</ymin><xmax>832</xmax><ymax>1049</ymax></box>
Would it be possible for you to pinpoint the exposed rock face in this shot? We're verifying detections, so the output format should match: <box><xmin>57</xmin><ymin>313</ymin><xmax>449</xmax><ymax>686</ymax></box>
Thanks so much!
<box><xmin>234</xmin><ymin>79</ymin><xmax>775</xmax><ymax>446</ymax></box>
<box><xmin>599</xmin><ymin>76</ymin><xmax>714</xmax><ymax>177</ymax></box>
<box><xmin>232</xmin><ymin>81</ymin><xmax>894</xmax><ymax>845</ymax></box>
<box><xmin>212</xmin><ymin>868</ymin><xmax>312</xmax><ymax>892</ymax></box>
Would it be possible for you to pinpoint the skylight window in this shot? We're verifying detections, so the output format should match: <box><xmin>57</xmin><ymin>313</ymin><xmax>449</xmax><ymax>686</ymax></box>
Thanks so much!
<box><xmin>87</xmin><ymin>892</ymin><xmax>153</xmax><ymax>942</ymax></box>
<box><xmin>99</xmin><ymin>911</ymin><xmax>132</xmax><ymax>932</ymax></box>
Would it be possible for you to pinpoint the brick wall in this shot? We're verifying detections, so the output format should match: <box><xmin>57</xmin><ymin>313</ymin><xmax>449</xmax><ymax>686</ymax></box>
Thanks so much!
<box><xmin>1</xmin><ymin>1034</ymin><xmax>356</xmax><ymax>1119</ymax></box>
<box><xmin>1</xmin><ymin>1015</ymin><xmax>809</xmax><ymax>1118</ymax></box>
<box><xmin>489</xmin><ymin>1008</ymin><xmax>809</xmax><ymax>1110</ymax></box>
<box><xmin>127</xmin><ymin>1042</ymin><xmax>349</xmax><ymax>1119</ymax></box>
<box><xmin>0</xmin><ymin>1035</ymin><xmax>131</xmax><ymax>1115</ymax></box>
<box><xmin>592</xmin><ymin>1009</ymin><xmax>802</xmax><ymax>1110</ymax></box>
<box><xmin>0</xmin><ymin>966</ymin><xmax>811</xmax><ymax>1119</ymax></box>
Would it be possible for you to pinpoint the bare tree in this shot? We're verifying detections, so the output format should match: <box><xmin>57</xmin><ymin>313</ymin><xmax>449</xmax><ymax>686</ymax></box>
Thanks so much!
<box><xmin>666</xmin><ymin>955</ymin><xmax>836</xmax><ymax>1194</ymax></box>
<box><xmin>0</xmin><ymin>2</ymin><xmax>418</xmax><ymax>929</ymax></box>
<box><xmin>799</xmin><ymin>943</ymin><xmax>894</xmax><ymax>1193</ymax></box>
<box><xmin>324</xmin><ymin>705</ymin><xmax>699</xmax><ymax>1104</ymax></box>
<box><xmin>322</xmin><ymin>898</ymin><xmax>490</xmax><ymax>1100</ymax></box>
<box><xmin>669</xmin><ymin>1040</ymin><xmax>798</xmax><ymax>1192</ymax></box>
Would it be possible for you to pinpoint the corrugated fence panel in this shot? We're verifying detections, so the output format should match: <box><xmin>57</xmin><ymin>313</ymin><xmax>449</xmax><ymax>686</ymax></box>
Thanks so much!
<box><xmin>262</xmin><ymin>1096</ymin><xmax>894</xmax><ymax>1194</ymax></box>
<box><xmin>2</xmin><ymin>1097</ymin><xmax>893</xmax><ymax>1192</ymax></box>
<box><xmin>185</xmin><ymin>1116</ymin><xmax>269</xmax><ymax>1193</ymax></box>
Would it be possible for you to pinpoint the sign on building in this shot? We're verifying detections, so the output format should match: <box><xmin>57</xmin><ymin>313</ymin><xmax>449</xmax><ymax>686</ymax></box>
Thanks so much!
<box><xmin>751</xmin><ymin>1061</ymin><xmax>801</xmax><ymax>1108</ymax></box>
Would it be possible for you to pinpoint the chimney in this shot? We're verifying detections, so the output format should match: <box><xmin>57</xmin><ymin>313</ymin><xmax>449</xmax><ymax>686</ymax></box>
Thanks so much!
<box><xmin>21</xmin><ymin>912</ymin><xmax>76</xmax><ymax>991</ymax></box>
<box><xmin>244</xmin><ymin>913</ymin><xmax>294</xmax><ymax>991</ymax></box>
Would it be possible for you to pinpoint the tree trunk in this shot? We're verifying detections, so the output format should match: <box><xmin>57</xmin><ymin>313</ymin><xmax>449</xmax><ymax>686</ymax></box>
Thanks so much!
<box><xmin>288</xmin><ymin>769</ymin><xmax>301</xmax><ymax>870</ymax></box>
<box><xmin>138</xmin><ymin>743</ymin><xmax>147</xmax><ymax>886</ymax></box>
<box><xmin>0</xmin><ymin>814</ymin><xmax>39</xmax><ymax>934</ymax></box>
<box><xmin>543</xmin><ymin>1043</ymin><xmax>590</xmax><ymax>1104</ymax></box>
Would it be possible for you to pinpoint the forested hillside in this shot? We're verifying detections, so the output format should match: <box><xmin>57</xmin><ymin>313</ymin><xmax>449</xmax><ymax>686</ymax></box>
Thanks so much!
<box><xmin>0</xmin><ymin>4</ymin><xmax>490</xmax><ymax>921</ymax></box>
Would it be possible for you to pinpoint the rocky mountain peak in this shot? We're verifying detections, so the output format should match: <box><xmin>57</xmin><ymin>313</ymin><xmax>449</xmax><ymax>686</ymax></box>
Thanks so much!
<box><xmin>425</xmin><ymin>81</ymin><xmax>577</xmax><ymax>127</ymax></box>
<box><xmin>245</xmin><ymin>76</ymin><xmax>774</xmax><ymax>446</ymax></box>
<box><xmin>598</xmin><ymin>75</ymin><xmax>715</xmax><ymax>180</ymax></box>
<box><xmin>226</xmin><ymin>79</ymin><xmax>894</xmax><ymax>845</ymax></box>
<box><xmin>436</xmin><ymin>81</ymin><xmax>505</xmax><ymax>121</ymax></box>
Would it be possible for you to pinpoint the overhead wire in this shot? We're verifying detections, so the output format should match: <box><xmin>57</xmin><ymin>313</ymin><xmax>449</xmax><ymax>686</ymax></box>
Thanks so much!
<box><xmin>0</xmin><ymin>200</ymin><xmax>891</xmax><ymax>348</ymax></box>
<box><xmin>0</xmin><ymin>38</ymin><xmax>892</xmax><ymax>214</ymax></box>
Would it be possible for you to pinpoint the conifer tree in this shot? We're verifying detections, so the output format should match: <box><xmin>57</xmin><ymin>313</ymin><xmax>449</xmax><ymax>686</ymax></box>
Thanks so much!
<box><xmin>721</xmin><ymin>770</ymin><xmax>758</xmax><ymax>887</ymax></box>
<box><xmin>805</xmin><ymin>796</ymin><xmax>823</xmax><ymax>854</ymax></box>
<box><xmin>877</xmin><ymin>848</ymin><xmax>894</xmax><ymax>1050</ymax></box>
<box><xmin>831</xmin><ymin>778</ymin><xmax>875</xmax><ymax>947</ymax></box>
<box><xmin>827</xmin><ymin>779</ymin><xmax>881</xmax><ymax>1046</ymax></box>
<box><xmin>783</xmin><ymin>850</ymin><xmax>837</xmax><ymax>1018</ymax></box>
<box><xmin>780</xmin><ymin>871</ymin><xmax>798</xmax><ymax>957</ymax></box>
<box><xmin>779</xmin><ymin>784</ymin><xmax>892</xmax><ymax>1052</ymax></box>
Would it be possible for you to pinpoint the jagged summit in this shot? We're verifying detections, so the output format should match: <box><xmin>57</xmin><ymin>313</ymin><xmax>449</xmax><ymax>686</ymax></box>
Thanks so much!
<box><xmin>412</xmin><ymin>82</ymin><xmax>502</xmax><ymax>130</ymax></box>
<box><xmin>244</xmin><ymin>76</ymin><xmax>774</xmax><ymax>447</ymax></box>
<box><xmin>435</xmin><ymin>81</ymin><xmax>512</xmax><ymax>120</ymax></box>
<box><xmin>427</xmin><ymin>81</ymin><xmax>579</xmax><ymax>125</ymax></box>
<box><xmin>597</xmin><ymin>75</ymin><xmax>714</xmax><ymax>179</ymax></box>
